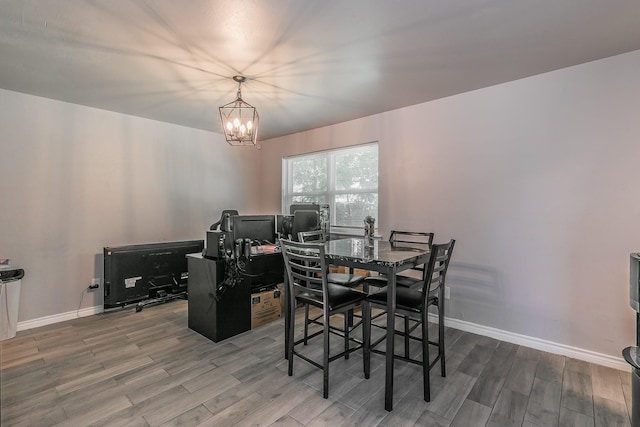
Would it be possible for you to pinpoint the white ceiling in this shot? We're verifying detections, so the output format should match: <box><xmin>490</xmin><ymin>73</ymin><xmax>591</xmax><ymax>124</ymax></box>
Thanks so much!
<box><xmin>2</xmin><ymin>0</ymin><xmax>640</xmax><ymax>141</ymax></box>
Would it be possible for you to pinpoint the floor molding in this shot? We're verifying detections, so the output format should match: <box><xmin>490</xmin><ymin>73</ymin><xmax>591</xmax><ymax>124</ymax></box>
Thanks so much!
<box><xmin>16</xmin><ymin>304</ymin><xmax>629</xmax><ymax>371</ymax></box>
<box><xmin>17</xmin><ymin>305</ymin><xmax>103</xmax><ymax>331</ymax></box>
<box><xmin>436</xmin><ymin>314</ymin><xmax>629</xmax><ymax>372</ymax></box>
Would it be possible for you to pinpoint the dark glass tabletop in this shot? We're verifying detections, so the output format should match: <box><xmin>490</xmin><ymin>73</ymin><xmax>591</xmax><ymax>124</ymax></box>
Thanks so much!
<box><xmin>324</xmin><ymin>238</ymin><xmax>429</xmax><ymax>268</ymax></box>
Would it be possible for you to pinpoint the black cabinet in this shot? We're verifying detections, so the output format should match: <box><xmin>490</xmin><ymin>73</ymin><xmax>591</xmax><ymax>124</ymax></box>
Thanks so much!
<box><xmin>187</xmin><ymin>254</ymin><xmax>251</xmax><ymax>342</ymax></box>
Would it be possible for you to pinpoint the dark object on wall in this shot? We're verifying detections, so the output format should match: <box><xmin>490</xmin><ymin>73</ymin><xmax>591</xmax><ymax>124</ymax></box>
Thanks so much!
<box><xmin>103</xmin><ymin>240</ymin><xmax>204</xmax><ymax>309</ymax></box>
<box><xmin>624</xmin><ymin>253</ymin><xmax>640</xmax><ymax>427</ymax></box>
<box><xmin>187</xmin><ymin>253</ymin><xmax>251</xmax><ymax>342</ymax></box>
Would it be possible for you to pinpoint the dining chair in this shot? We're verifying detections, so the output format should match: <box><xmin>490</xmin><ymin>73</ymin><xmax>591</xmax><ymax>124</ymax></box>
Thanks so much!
<box><xmin>298</xmin><ymin>230</ymin><xmax>367</xmax><ymax>288</ymax></box>
<box><xmin>297</xmin><ymin>229</ymin><xmax>366</xmax><ymax>342</ymax></box>
<box><xmin>364</xmin><ymin>230</ymin><xmax>434</xmax><ymax>290</ymax></box>
<box><xmin>280</xmin><ymin>238</ymin><xmax>369</xmax><ymax>398</ymax></box>
<box><xmin>363</xmin><ymin>239</ymin><xmax>455</xmax><ymax>402</ymax></box>
<box><xmin>363</xmin><ymin>231</ymin><xmax>434</xmax><ymax>355</ymax></box>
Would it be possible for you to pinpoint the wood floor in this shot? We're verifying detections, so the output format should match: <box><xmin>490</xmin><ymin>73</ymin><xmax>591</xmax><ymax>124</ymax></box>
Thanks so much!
<box><xmin>0</xmin><ymin>300</ymin><xmax>633</xmax><ymax>426</ymax></box>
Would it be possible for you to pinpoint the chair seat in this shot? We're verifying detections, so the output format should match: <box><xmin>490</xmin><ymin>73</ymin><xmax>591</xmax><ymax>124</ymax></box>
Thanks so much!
<box><xmin>328</xmin><ymin>272</ymin><xmax>366</xmax><ymax>288</ymax></box>
<box><xmin>364</xmin><ymin>275</ymin><xmax>423</xmax><ymax>289</ymax></box>
<box><xmin>366</xmin><ymin>286</ymin><xmax>437</xmax><ymax>313</ymax></box>
<box><xmin>298</xmin><ymin>283</ymin><xmax>367</xmax><ymax>311</ymax></box>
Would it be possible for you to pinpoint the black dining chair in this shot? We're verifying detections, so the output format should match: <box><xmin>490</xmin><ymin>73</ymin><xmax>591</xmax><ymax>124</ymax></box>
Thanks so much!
<box><xmin>364</xmin><ymin>231</ymin><xmax>434</xmax><ymax>356</ymax></box>
<box><xmin>297</xmin><ymin>229</ymin><xmax>366</xmax><ymax>343</ymax></box>
<box><xmin>363</xmin><ymin>239</ymin><xmax>455</xmax><ymax>402</ymax></box>
<box><xmin>364</xmin><ymin>230</ymin><xmax>434</xmax><ymax>290</ymax></box>
<box><xmin>298</xmin><ymin>230</ymin><xmax>367</xmax><ymax>288</ymax></box>
<box><xmin>280</xmin><ymin>238</ymin><xmax>369</xmax><ymax>398</ymax></box>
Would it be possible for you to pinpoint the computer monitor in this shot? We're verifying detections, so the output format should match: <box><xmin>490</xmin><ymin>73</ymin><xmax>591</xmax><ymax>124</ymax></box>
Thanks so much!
<box><xmin>291</xmin><ymin>210</ymin><xmax>319</xmax><ymax>241</ymax></box>
<box><xmin>232</xmin><ymin>215</ymin><xmax>276</xmax><ymax>244</ymax></box>
<box><xmin>290</xmin><ymin>203</ymin><xmax>319</xmax><ymax>215</ymax></box>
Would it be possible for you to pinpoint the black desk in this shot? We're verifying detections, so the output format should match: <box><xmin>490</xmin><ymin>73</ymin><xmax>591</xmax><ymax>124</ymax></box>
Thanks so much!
<box><xmin>187</xmin><ymin>254</ymin><xmax>251</xmax><ymax>342</ymax></box>
<box><xmin>283</xmin><ymin>238</ymin><xmax>430</xmax><ymax>411</ymax></box>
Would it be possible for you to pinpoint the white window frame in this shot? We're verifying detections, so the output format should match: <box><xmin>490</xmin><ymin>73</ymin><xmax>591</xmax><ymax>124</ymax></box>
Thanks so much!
<box><xmin>282</xmin><ymin>142</ymin><xmax>378</xmax><ymax>234</ymax></box>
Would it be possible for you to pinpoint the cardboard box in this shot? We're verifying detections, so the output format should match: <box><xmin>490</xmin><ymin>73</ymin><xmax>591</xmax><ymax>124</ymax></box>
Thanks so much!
<box><xmin>251</xmin><ymin>284</ymin><xmax>284</xmax><ymax>329</ymax></box>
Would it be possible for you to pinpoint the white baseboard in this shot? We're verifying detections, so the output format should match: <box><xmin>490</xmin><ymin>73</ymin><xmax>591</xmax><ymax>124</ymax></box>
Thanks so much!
<box><xmin>17</xmin><ymin>305</ymin><xmax>104</xmax><ymax>331</ymax></box>
<box><xmin>434</xmin><ymin>314</ymin><xmax>630</xmax><ymax>372</ymax></box>
<box><xmin>15</xmin><ymin>305</ymin><xmax>628</xmax><ymax>371</ymax></box>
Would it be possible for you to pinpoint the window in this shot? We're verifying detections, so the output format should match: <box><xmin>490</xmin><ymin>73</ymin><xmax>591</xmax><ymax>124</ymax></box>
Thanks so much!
<box><xmin>282</xmin><ymin>143</ymin><xmax>378</xmax><ymax>231</ymax></box>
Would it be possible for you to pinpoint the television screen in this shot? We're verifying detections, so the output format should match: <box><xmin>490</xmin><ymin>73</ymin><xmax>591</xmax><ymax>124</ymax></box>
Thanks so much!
<box><xmin>103</xmin><ymin>240</ymin><xmax>204</xmax><ymax>308</ymax></box>
<box><xmin>232</xmin><ymin>215</ymin><xmax>276</xmax><ymax>244</ymax></box>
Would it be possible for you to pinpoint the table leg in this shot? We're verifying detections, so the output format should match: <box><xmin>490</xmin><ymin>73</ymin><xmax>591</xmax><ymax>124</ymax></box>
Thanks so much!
<box><xmin>385</xmin><ymin>266</ymin><xmax>396</xmax><ymax>411</ymax></box>
<box><xmin>284</xmin><ymin>272</ymin><xmax>290</xmax><ymax>360</ymax></box>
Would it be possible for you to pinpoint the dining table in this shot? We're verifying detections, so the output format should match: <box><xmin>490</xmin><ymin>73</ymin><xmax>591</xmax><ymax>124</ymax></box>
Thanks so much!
<box><xmin>283</xmin><ymin>237</ymin><xmax>431</xmax><ymax>412</ymax></box>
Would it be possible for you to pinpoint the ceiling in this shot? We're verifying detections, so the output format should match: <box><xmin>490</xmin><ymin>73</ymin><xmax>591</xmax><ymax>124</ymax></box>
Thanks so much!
<box><xmin>2</xmin><ymin>1</ymin><xmax>640</xmax><ymax>141</ymax></box>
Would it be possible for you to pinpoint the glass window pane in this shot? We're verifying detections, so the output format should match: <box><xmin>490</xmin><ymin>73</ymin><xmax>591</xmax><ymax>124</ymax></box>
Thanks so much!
<box><xmin>292</xmin><ymin>195</ymin><xmax>327</xmax><ymax>204</ymax></box>
<box><xmin>284</xmin><ymin>143</ymin><xmax>378</xmax><ymax>229</ymax></box>
<box><xmin>291</xmin><ymin>157</ymin><xmax>327</xmax><ymax>193</ymax></box>
<box><xmin>334</xmin><ymin>193</ymin><xmax>378</xmax><ymax>227</ymax></box>
<box><xmin>335</xmin><ymin>146</ymin><xmax>378</xmax><ymax>191</ymax></box>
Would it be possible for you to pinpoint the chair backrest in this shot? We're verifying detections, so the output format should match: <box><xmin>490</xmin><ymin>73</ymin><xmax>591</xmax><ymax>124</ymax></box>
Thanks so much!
<box><xmin>389</xmin><ymin>230</ymin><xmax>434</xmax><ymax>247</ymax></box>
<box><xmin>298</xmin><ymin>229</ymin><xmax>326</xmax><ymax>243</ymax></box>
<box><xmin>210</xmin><ymin>209</ymin><xmax>239</xmax><ymax>231</ymax></box>
<box><xmin>421</xmin><ymin>239</ymin><xmax>455</xmax><ymax>298</ymax></box>
<box><xmin>280</xmin><ymin>239</ymin><xmax>329</xmax><ymax>303</ymax></box>
<box><xmin>389</xmin><ymin>231</ymin><xmax>434</xmax><ymax>276</ymax></box>
<box><xmin>291</xmin><ymin>210</ymin><xmax>320</xmax><ymax>241</ymax></box>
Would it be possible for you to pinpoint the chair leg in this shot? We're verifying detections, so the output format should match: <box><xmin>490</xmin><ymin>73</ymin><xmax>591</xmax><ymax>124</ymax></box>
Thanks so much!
<box><xmin>323</xmin><ymin>309</ymin><xmax>330</xmax><ymax>399</ymax></box>
<box><xmin>304</xmin><ymin>304</ymin><xmax>310</xmax><ymax>345</ymax></box>
<box><xmin>288</xmin><ymin>298</ymin><xmax>296</xmax><ymax>377</ymax></box>
<box><xmin>344</xmin><ymin>312</ymin><xmax>350</xmax><ymax>360</ymax></box>
<box><xmin>439</xmin><ymin>300</ymin><xmax>446</xmax><ymax>377</ymax></box>
<box><xmin>421</xmin><ymin>310</ymin><xmax>431</xmax><ymax>402</ymax></box>
<box><xmin>404</xmin><ymin>315</ymin><xmax>410</xmax><ymax>358</ymax></box>
<box><xmin>363</xmin><ymin>302</ymin><xmax>371</xmax><ymax>379</ymax></box>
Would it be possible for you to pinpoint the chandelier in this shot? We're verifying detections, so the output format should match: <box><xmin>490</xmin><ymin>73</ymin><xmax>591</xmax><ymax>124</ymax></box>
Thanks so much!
<box><xmin>219</xmin><ymin>75</ymin><xmax>259</xmax><ymax>147</ymax></box>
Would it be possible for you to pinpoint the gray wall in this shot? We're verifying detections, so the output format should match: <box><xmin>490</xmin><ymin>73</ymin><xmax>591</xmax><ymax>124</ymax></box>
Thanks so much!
<box><xmin>258</xmin><ymin>50</ymin><xmax>640</xmax><ymax>359</ymax></box>
<box><xmin>0</xmin><ymin>89</ymin><xmax>262</xmax><ymax>322</ymax></box>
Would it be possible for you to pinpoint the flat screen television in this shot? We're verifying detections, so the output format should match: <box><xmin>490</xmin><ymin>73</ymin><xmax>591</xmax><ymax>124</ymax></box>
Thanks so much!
<box><xmin>232</xmin><ymin>215</ymin><xmax>276</xmax><ymax>244</ymax></box>
<box><xmin>103</xmin><ymin>240</ymin><xmax>204</xmax><ymax>308</ymax></box>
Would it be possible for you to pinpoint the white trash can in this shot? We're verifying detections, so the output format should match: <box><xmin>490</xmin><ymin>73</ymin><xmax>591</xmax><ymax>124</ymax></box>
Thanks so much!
<box><xmin>1</xmin><ymin>269</ymin><xmax>24</xmax><ymax>341</ymax></box>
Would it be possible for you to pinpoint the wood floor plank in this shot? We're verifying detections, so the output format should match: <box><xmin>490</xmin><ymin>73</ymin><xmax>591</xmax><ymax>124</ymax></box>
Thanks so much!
<box><xmin>559</xmin><ymin>406</ymin><xmax>596</xmax><ymax>427</ymax></box>
<box><xmin>593</xmin><ymin>395</ymin><xmax>632</xmax><ymax>427</ymax></box>
<box><xmin>503</xmin><ymin>356</ymin><xmax>538</xmax><ymax>395</ymax></box>
<box><xmin>562</xmin><ymin>367</ymin><xmax>595</xmax><ymax>416</ymax></box>
<box><xmin>536</xmin><ymin>351</ymin><xmax>565</xmax><ymax>385</ymax></box>
<box><xmin>426</xmin><ymin>371</ymin><xmax>476</xmax><ymax>420</ymax></box>
<box><xmin>485</xmin><ymin>388</ymin><xmax>529</xmax><ymax>427</ymax></box>
<box><xmin>306</xmin><ymin>401</ymin><xmax>355</xmax><ymax>427</ymax></box>
<box><xmin>523</xmin><ymin>377</ymin><xmax>562</xmax><ymax>427</ymax></box>
<box><xmin>591</xmin><ymin>363</ymin><xmax>626</xmax><ymax>404</ymax></box>
<box><xmin>466</xmin><ymin>345</ymin><xmax>516</xmax><ymax>408</ymax></box>
<box><xmin>450</xmin><ymin>398</ymin><xmax>492</xmax><ymax>427</ymax></box>
<box><xmin>159</xmin><ymin>404</ymin><xmax>213</xmax><ymax>427</ymax></box>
